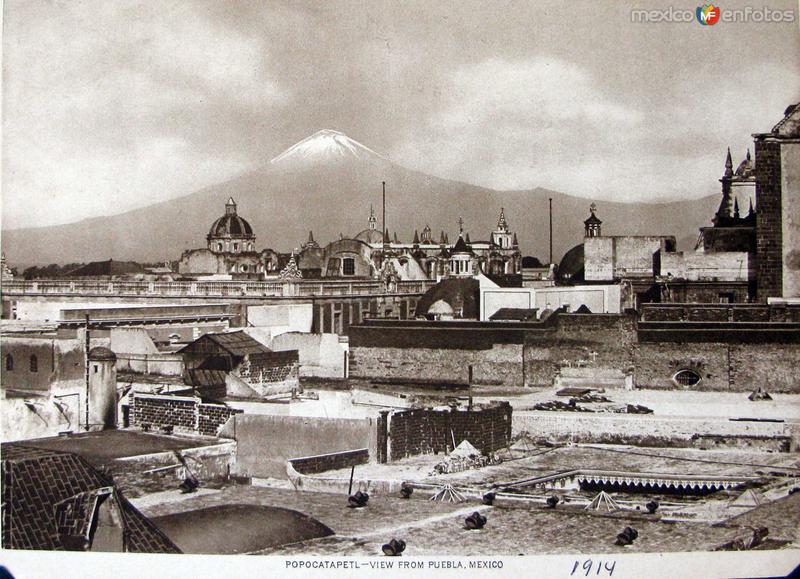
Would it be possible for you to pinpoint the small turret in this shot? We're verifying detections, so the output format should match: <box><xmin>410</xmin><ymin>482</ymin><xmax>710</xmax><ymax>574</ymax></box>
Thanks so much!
<box><xmin>584</xmin><ymin>203</ymin><xmax>602</xmax><ymax>238</ymax></box>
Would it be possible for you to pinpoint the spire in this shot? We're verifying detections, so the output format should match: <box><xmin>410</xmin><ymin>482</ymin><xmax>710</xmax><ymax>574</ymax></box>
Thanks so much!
<box><xmin>307</xmin><ymin>230</ymin><xmax>315</xmax><ymax>244</ymax></box>
<box><xmin>733</xmin><ymin>197</ymin><xmax>740</xmax><ymax>219</ymax></box>
<box><xmin>445</xmin><ymin>232</ymin><xmax>449</xmax><ymax>244</ymax></box>
<box><xmin>384</xmin><ymin>228</ymin><xmax>390</xmax><ymax>244</ymax></box>
<box><xmin>724</xmin><ymin>147</ymin><xmax>733</xmax><ymax>178</ymax></box>
<box><xmin>393</xmin><ymin>231</ymin><xmax>399</xmax><ymax>243</ymax></box>
<box><xmin>512</xmin><ymin>232</ymin><xmax>518</xmax><ymax>246</ymax></box>
<box><xmin>746</xmin><ymin>148</ymin><xmax>752</xmax><ymax>162</ymax></box>
<box><xmin>413</xmin><ymin>230</ymin><xmax>420</xmax><ymax>244</ymax></box>
<box><xmin>440</xmin><ymin>230</ymin><xmax>446</xmax><ymax>244</ymax></box>
<box><xmin>368</xmin><ymin>205</ymin><xmax>377</xmax><ymax>230</ymax></box>
<box><xmin>457</xmin><ymin>216</ymin><xmax>464</xmax><ymax>234</ymax></box>
<box><xmin>225</xmin><ymin>197</ymin><xmax>237</xmax><ymax>215</ymax></box>
<box><xmin>497</xmin><ymin>207</ymin><xmax>509</xmax><ymax>231</ymax></box>
<box><xmin>748</xmin><ymin>198</ymin><xmax>755</xmax><ymax>217</ymax></box>
<box><xmin>465</xmin><ymin>232</ymin><xmax>471</xmax><ymax>244</ymax></box>
<box><xmin>715</xmin><ymin>150</ymin><xmax>734</xmax><ymax>225</ymax></box>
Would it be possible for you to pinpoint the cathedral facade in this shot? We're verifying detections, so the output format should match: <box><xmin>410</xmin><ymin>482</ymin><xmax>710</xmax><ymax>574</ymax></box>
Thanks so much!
<box><xmin>297</xmin><ymin>207</ymin><xmax>522</xmax><ymax>282</ymax></box>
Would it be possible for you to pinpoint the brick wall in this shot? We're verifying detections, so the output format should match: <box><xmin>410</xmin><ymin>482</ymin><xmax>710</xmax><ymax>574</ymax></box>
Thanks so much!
<box><xmin>381</xmin><ymin>402</ymin><xmax>512</xmax><ymax>462</ymax></box>
<box><xmin>513</xmin><ymin>411</ymin><xmax>792</xmax><ymax>452</ymax></box>
<box><xmin>633</xmin><ymin>341</ymin><xmax>800</xmax><ymax>393</ymax></box>
<box><xmin>641</xmin><ymin>303</ymin><xmax>800</xmax><ymax>322</ymax></box>
<box><xmin>197</xmin><ymin>403</ymin><xmax>242</xmax><ymax>437</ymax></box>
<box><xmin>130</xmin><ymin>393</ymin><xmax>242</xmax><ymax>437</ymax></box>
<box><xmin>241</xmin><ymin>350</ymin><xmax>299</xmax><ymax>385</ymax></box>
<box><xmin>524</xmin><ymin>314</ymin><xmax>636</xmax><ymax>387</ymax></box>
<box><xmin>289</xmin><ymin>448</ymin><xmax>369</xmax><ymax>475</ymax></box>
<box><xmin>350</xmin><ymin>343</ymin><xmax>524</xmax><ymax>386</ymax></box>
<box><xmin>756</xmin><ymin>140</ymin><xmax>783</xmax><ymax>300</ymax></box>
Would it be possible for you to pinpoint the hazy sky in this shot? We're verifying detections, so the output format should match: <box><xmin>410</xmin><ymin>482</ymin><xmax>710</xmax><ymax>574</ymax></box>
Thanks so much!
<box><xmin>3</xmin><ymin>0</ymin><xmax>799</xmax><ymax>229</ymax></box>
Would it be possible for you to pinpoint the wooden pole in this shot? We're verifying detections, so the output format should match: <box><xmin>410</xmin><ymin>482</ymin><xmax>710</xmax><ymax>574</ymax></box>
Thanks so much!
<box><xmin>348</xmin><ymin>465</ymin><xmax>355</xmax><ymax>495</ymax></box>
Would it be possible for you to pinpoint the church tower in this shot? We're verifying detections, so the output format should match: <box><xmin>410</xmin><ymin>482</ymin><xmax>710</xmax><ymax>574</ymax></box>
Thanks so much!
<box><xmin>368</xmin><ymin>205</ymin><xmax>378</xmax><ymax>231</ymax></box>
<box><xmin>491</xmin><ymin>208</ymin><xmax>514</xmax><ymax>248</ymax></box>
<box><xmin>584</xmin><ymin>203</ymin><xmax>602</xmax><ymax>238</ymax></box>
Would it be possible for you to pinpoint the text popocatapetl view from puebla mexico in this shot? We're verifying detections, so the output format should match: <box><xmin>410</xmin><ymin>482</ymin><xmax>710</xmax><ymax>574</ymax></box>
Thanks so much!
<box><xmin>0</xmin><ymin>0</ymin><xmax>799</xmax><ymax>573</ymax></box>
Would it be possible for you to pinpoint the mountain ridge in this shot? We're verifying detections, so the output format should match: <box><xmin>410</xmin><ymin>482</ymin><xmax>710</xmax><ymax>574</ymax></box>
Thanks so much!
<box><xmin>1</xmin><ymin>131</ymin><xmax>721</xmax><ymax>267</ymax></box>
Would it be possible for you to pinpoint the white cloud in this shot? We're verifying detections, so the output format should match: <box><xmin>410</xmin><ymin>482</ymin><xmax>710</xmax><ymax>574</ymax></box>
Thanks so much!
<box><xmin>2</xmin><ymin>0</ymin><xmax>286</xmax><ymax>228</ymax></box>
<box><xmin>392</xmin><ymin>56</ymin><xmax>798</xmax><ymax>203</ymax></box>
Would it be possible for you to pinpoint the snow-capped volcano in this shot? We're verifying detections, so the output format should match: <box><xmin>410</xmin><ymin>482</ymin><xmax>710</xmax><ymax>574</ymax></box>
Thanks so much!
<box><xmin>270</xmin><ymin>129</ymin><xmax>387</xmax><ymax>168</ymax></box>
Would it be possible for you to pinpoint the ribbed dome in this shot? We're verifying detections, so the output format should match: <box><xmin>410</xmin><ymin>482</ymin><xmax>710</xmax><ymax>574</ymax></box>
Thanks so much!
<box><xmin>207</xmin><ymin>197</ymin><xmax>255</xmax><ymax>240</ymax></box>
<box><xmin>208</xmin><ymin>214</ymin><xmax>254</xmax><ymax>238</ymax></box>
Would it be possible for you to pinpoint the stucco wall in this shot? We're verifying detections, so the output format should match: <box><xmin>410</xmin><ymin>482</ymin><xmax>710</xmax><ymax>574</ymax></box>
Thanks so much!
<box><xmin>222</xmin><ymin>413</ymin><xmax>375</xmax><ymax>479</ymax></box>
<box><xmin>1</xmin><ymin>335</ymin><xmax>85</xmax><ymax>392</ymax></box>
<box><xmin>271</xmin><ymin>332</ymin><xmax>346</xmax><ymax>378</ymax></box>
<box><xmin>660</xmin><ymin>251</ymin><xmax>751</xmax><ymax>282</ymax></box>
<box><xmin>246</xmin><ymin>303</ymin><xmax>313</xmax><ymax>334</ymax></box>
<box><xmin>781</xmin><ymin>142</ymin><xmax>800</xmax><ymax>297</ymax></box>
<box><xmin>533</xmin><ymin>285</ymin><xmax>621</xmax><ymax>314</ymax></box>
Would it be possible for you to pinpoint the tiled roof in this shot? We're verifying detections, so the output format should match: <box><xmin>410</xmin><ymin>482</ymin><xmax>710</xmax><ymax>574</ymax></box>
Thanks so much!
<box><xmin>179</xmin><ymin>331</ymin><xmax>271</xmax><ymax>357</ymax></box>
<box><xmin>489</xmin><ymin>308</ymin><xmax>539</xmax><ymax>321</ymax></box>
<box><xmin>1</xmin><ymin>443</ymin><xmax>180</xmax><ymax>553</ymax></box>
<box><xmin>416</xmin><ymin>278</ymin><xmax>480</xmax><ymax>319</ymax></box>
<box><xmin>65</xmin><ymin>260</ymin><xmax>145</xmax><ymax>277</ymax></box>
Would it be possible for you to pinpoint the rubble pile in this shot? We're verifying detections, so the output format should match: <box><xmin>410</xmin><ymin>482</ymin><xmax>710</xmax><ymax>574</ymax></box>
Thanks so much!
<box><xmin>429</xmin><ymin>440</ymin><xmax>501</xmax><ymax>475</ymax></box>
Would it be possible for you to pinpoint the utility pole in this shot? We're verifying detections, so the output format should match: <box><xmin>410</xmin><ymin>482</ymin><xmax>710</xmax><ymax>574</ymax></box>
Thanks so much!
<box><xmin>549</xmin><ymin>197</ymin><xmax>553</xmax><ymax>264</ymax></box>
<box><xmin>382</xmin><ymin>181</ymin><xmax>386</xmax><ymax>245</ymax></box>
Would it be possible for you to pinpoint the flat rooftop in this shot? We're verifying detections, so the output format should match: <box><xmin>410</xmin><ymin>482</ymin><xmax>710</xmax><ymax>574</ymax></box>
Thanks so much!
<box><xmin>13</xmin><ymin>430</ymin><xmax>224</xmax><ymax>465</ymax></box>
<box><xmin>134</xmin><ymin>483</ymin><xmax>800</xmax><ymax>556</ymax></box>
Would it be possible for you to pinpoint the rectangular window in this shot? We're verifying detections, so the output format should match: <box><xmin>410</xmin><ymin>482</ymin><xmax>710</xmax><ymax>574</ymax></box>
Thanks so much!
<box><xmin>342</xmin><ymin>258</ymin><xmax>356</xmax><ymax>276</ymax></box>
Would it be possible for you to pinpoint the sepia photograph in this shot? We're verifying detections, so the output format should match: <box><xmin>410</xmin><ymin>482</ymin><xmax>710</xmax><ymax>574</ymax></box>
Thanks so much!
<box><xmin>0</xmin><ymin>1</ymin><xmax>798</xmax><ymax>577</ymax></box>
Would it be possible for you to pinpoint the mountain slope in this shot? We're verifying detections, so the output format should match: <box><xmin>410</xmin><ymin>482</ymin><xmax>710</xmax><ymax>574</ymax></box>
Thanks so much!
<box><xmin>1</xmin><ymin>132</ymin><xmax>721</xmax><ymax>266</ymax></box>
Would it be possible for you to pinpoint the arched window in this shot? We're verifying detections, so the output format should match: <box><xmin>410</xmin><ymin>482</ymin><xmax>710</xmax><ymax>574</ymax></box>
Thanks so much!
<box><xmin>233</xmin><ymin>243</ymin><xmax>239</xmax><ymax>252</ymax></box>
<box><xmin>29</xmin><ymin>354</ymin><xmax>38</xmax><ymax>373</ymax></box>
<box><xmin>217</xmin><ymin>243</ymin><xmax>223</xmax><ymax>252</ymax></box>
<box><xmin>5</xmin><ymin>354</ymin><xmax>13</xmax><ymax>371</ymax></box>
<box><xmin>673</xmin><ymin>369</ymin><xmax>700</xmax><ymax>386</ymax></box>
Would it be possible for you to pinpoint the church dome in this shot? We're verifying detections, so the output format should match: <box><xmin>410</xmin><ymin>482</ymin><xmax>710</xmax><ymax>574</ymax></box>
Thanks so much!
<box><xmin>354</xmin><ymin>229</ymin><xmax>385</xmax><ymax>244</ymax></box>
<box><xmin>209</xmin><ymin>214</ymin><xmax>254</xmax><ymax>238</ymax></box>
<box><xmin>557</xmin><ymin>244</ymin><xmax>584</xmax><ymax>284</ymax></box>
<box><xmin>208</xmin><ymin>198</ymin><xmax>255</xmax><ymax>239</ymax></box>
